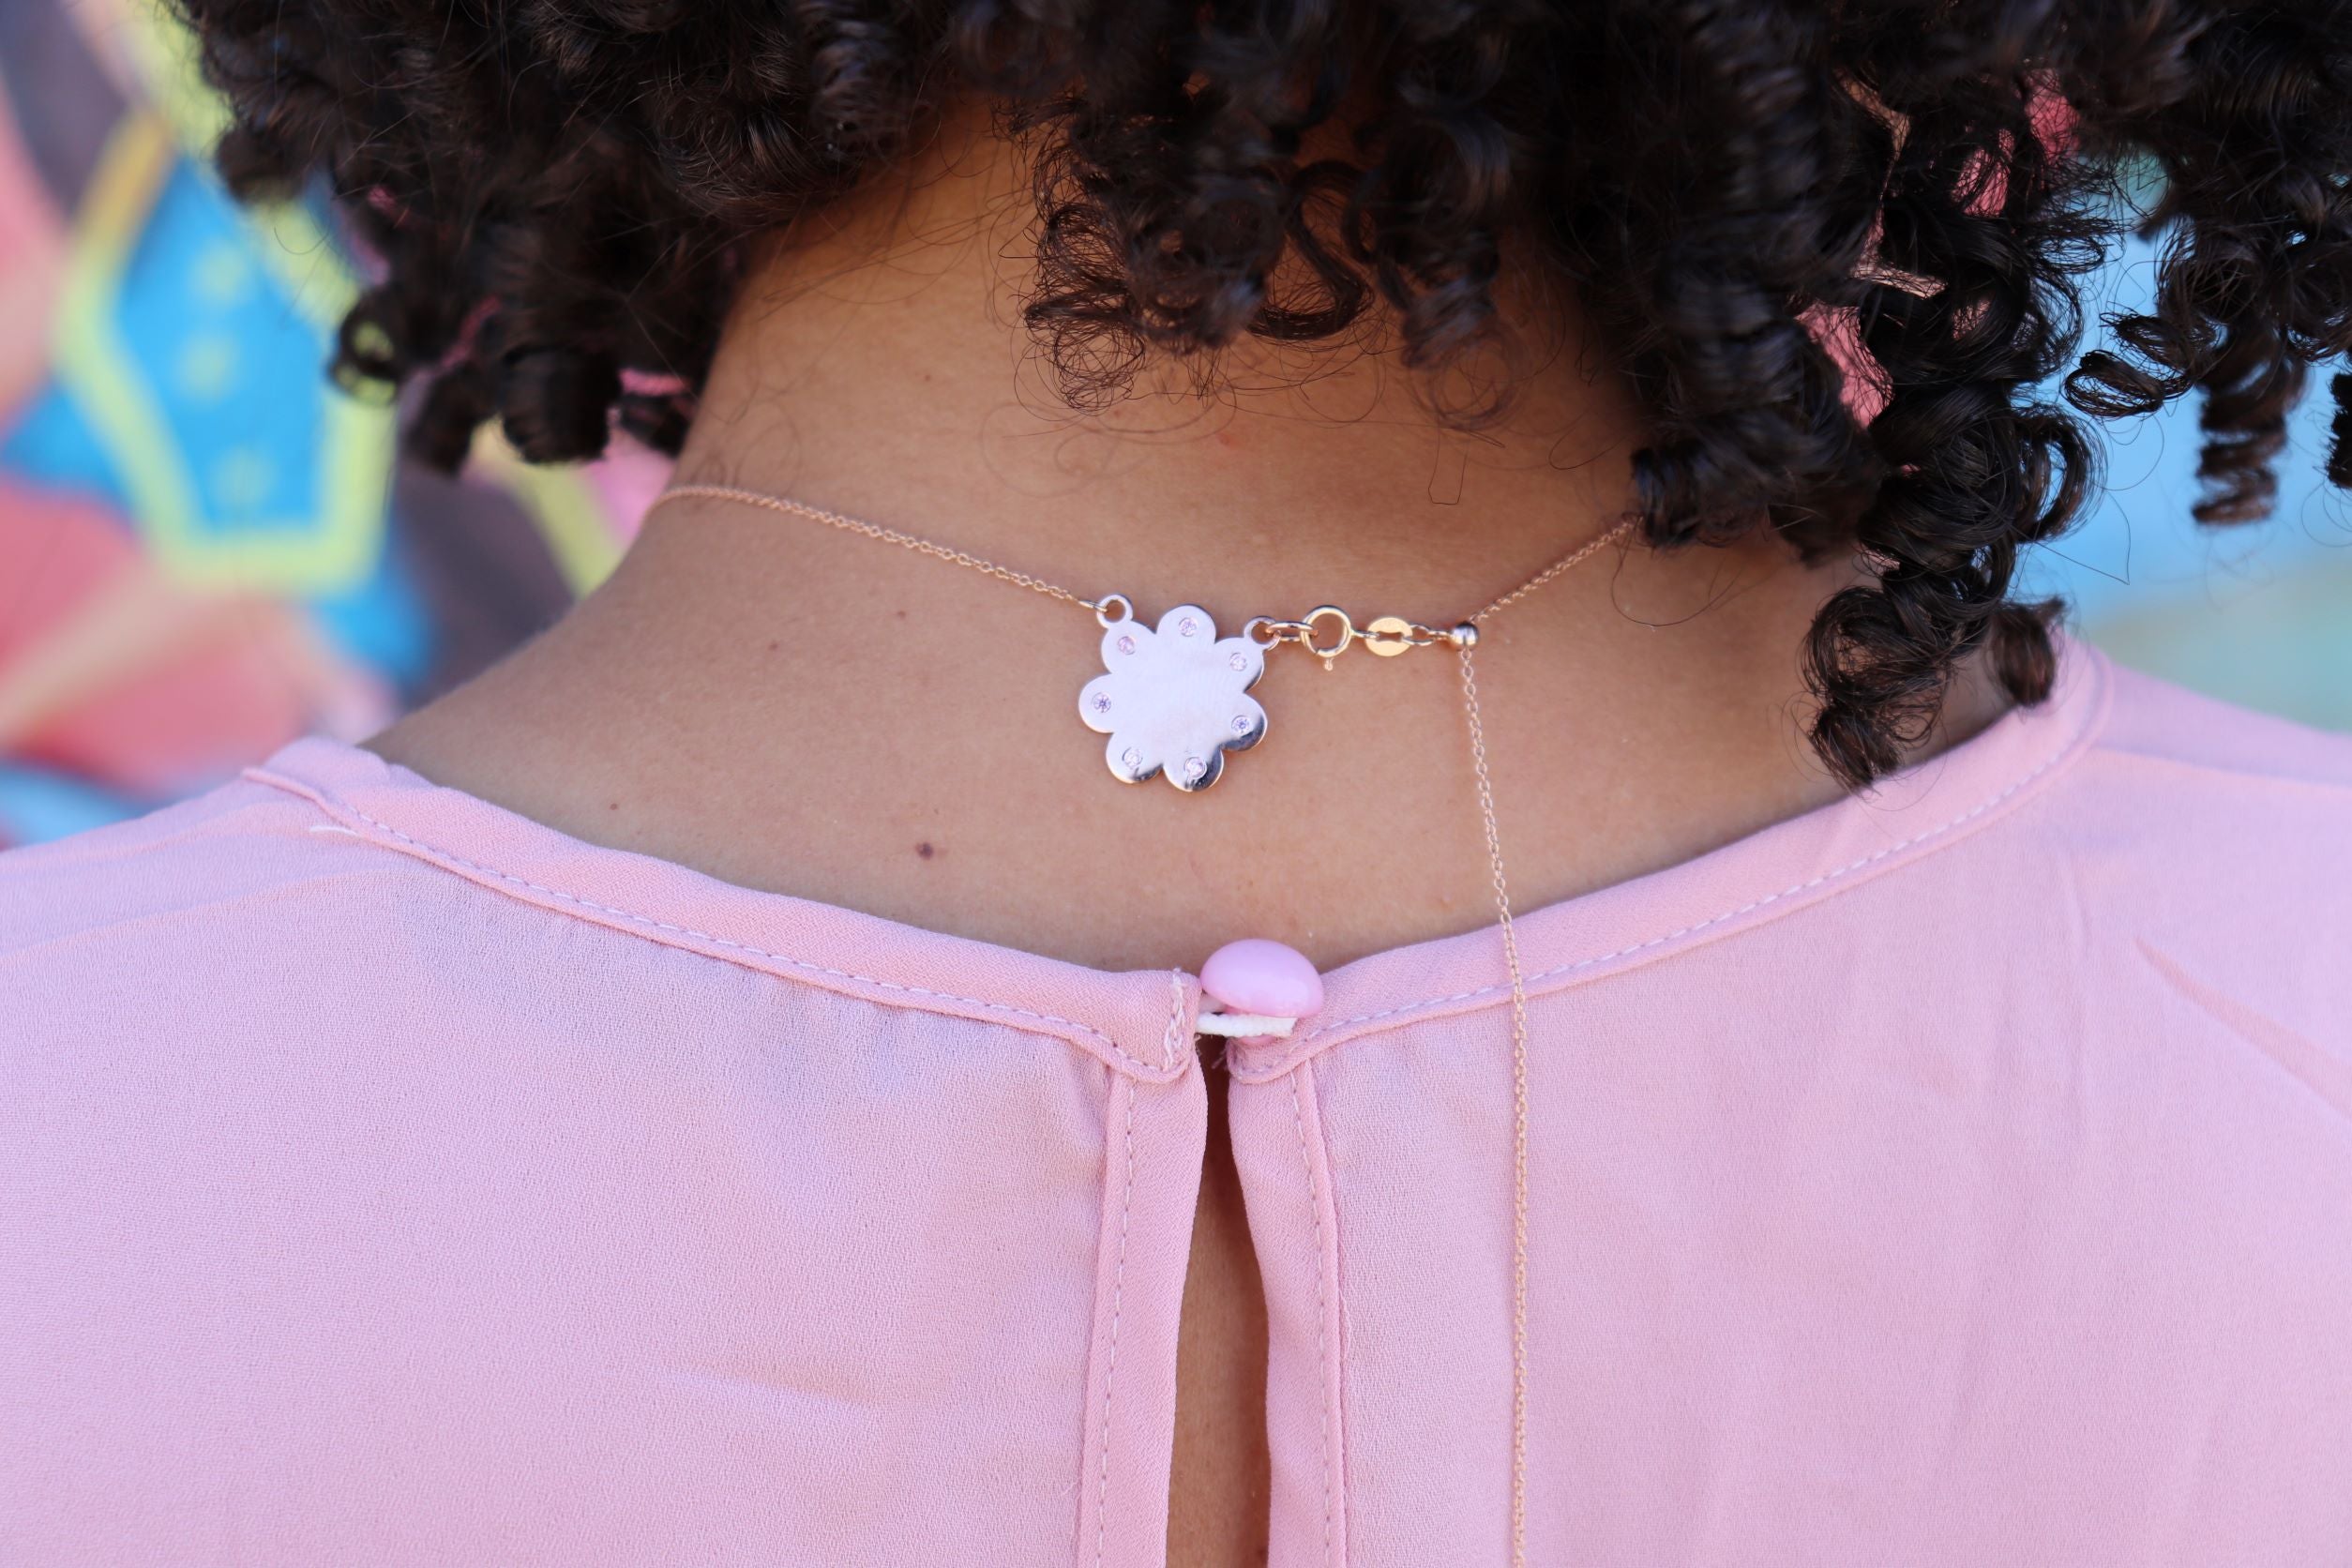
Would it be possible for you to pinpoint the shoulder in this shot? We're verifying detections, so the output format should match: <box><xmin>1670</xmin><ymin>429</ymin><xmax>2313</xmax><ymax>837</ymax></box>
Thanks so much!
<box><xmin>1995</xmin><ymin>652</ymin><xmax>2352</xmax><ymax>1033</ymax></box>
<box><xmin>2017</xmin><ymin>648</ymin><xmax>2351</xmax><ymax>852</ymax></box>
<box><xmin>2084</xmin><ymin>657</ymin><xmax>2352</xmax><ymax>797</ymax></box>
<box><xmin>2042</xmin><ymin>657</ymin><xmax>2352</xmax><ymax>870</ymax></box>
<box><xmin>0</xmin><ymin>756</ymin><xmax>467</xmax><ymax>1003</ymax></box>
<box><xmin>0</xmin><ymin>773</ymin><xmax>350</xmax><ymax>958</ymax></box>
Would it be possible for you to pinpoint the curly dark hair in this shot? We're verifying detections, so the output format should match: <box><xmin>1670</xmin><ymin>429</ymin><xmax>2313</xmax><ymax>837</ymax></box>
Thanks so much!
<box><xmin>177</xmin><ymin>0</ymin><xmax>2352</xmax><ymax>786</ymax></box>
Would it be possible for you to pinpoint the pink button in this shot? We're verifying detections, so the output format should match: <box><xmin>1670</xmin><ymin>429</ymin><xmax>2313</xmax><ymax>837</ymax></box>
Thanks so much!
<box><xmin>1199</xmin><ymin>939</ymin><xmax>1323</xmax><ymax>1019</ymax></box>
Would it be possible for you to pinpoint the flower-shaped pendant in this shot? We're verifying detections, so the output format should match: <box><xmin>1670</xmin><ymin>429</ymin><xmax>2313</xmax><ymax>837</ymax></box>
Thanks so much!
<box><xmin>1078</xmin><ymin>603</ymin><xmax>1267</xmax><ymax>791</ymax></box>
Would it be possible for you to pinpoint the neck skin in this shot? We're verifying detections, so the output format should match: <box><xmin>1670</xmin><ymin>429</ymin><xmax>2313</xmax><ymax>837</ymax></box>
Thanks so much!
<box><xmin>375</xmin><ymin>113</ymin><xmax>2001</xmax><ymax>975</ymax></box>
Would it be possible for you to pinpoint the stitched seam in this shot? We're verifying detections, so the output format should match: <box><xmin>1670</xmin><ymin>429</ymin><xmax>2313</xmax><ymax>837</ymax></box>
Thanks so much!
<box><xmin>1162</xmin><ymin>970</ymin><xmax>1185</xmax><ymax>1072</ymax></box>
<box><xmin>280</xmin><ymin>792</ymin><xmax>1170</xmax><ymax>1077</ymax></box>
<box><xmin>1093</xmin><ymin>1079</ymin><xmax>1140</xmax><ymax>1568</ymax></box>
<box><xmin>1290</xmin><ymin>1069</ymin><xmax>1336</xmax><ymax>1568</ymax></box>
<box><xmin>1291</xmin><ymin>732</ymin><xmax>2081</xmax><ymax>1047</ymax></box>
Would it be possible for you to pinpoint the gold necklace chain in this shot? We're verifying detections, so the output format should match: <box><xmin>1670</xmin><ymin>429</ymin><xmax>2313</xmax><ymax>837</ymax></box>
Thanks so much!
<box><xmin>662</xmin><ymin>486</ymin><xmax>1096</xmax><ymax>609</ymax></box>
<box><xmin>659</xmin><ymin>483</ymin><xmax>1630</xmax><ymax>660</ymax></box>
<box><xmin>654</xmin><ymin>480</ymin><xmax>1634</xmax><ymax>1568</ymax></box>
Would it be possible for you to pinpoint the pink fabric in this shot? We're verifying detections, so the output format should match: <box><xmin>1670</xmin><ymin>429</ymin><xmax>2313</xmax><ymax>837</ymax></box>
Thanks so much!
<box><xmin>4</xmin><ymin>641</ymin><xmax>2350</xmax><ymax>1566</ymax></box>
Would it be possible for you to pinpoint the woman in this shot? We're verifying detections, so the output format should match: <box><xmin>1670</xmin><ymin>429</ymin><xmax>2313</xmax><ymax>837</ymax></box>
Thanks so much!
<box><xmin>5</xmin><ymin>4</ymin><xmax>2350</xmax><ymax>1564</ymax></box>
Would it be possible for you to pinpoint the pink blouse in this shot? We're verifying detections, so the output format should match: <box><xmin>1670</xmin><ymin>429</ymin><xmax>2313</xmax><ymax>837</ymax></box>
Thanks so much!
<box><xmin>4</xmin><ymin>642</ymin><xmax>2349</xmax><ymax>1566</ymax></box>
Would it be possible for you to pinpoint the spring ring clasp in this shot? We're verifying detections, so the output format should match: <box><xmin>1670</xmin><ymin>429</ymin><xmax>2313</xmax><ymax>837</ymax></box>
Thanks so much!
<box><xmin>1296</xmin><ymin>606</ymin><xmax>1356</xmax><ymax>666</ymax></box>
<box><xmin>1246</xmin><ymin>606</ymin><xmax>1354</xmax><ymax>669</ymax></box>
<box><xmin>1244</xmin><ymin>607</ymin><xmax>1470</xmax><ymax>668</ymax></box>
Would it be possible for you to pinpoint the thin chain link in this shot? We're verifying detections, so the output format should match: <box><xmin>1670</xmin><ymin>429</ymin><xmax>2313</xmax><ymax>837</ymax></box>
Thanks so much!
<box><xmin>1458</xmin><ymin>641</ymin><xmax>1532</xmax><ymax>1568</ymax></box>
<box><xmin>1473</xmin><ymin>515</ymin><xmax>1637</xmax><ymax>624</ymax></box>
<box><xmin>658</xmin><ymin>483</ymin><xmax>1636</xmax><ymax>629</ymax></box>
<box><xmin>659</xmin><ymin>486</ymin><xmax>1094</xmax><ymax>609</ymax></box>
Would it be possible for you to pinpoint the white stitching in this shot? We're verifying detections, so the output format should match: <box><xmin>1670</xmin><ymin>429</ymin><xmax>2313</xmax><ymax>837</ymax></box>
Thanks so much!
<box><xmin>1092</xmin><ymin>1078</ymin><xmax>1139</xmax><ymax>1568</ymax></box>
<box><xmin>1290</xmin><ymin>1069</ymin><xmax>1337</xmax><ymax>1568</ymax></box>
<box><xmin>262</xmin><ymin>648</ymin><xmax>2099</xmax><ymax>1087</ymax></box>
<box><xmin>1281</xmin><ymin>731</ymin><xmax>2083</xmax><ymax>1051</ymax></box>
<box><xmin>289</xmin><ymin>793</ymin><xmax>1174</xmax><ymax>1078</ymax></box>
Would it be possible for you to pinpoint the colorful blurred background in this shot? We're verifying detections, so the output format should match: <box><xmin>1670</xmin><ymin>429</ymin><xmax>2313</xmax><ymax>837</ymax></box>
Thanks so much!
<box><xmin>1</xmin><ymin>1</ymin><xmax>2346</xmax><ymax>848</ymax></box>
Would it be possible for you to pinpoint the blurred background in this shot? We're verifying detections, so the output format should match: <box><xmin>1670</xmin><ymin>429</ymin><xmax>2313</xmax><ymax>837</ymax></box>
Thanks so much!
<box><xmin>1</xmin><ymin>0</ymin><xmax>2346</xmax><ymax>849</ymax></box>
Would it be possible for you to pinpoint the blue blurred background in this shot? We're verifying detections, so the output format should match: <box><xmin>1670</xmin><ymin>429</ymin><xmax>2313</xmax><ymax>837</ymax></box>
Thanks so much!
<box><xmin>0</xmin><ymin>0</ymin><xmax>2344</xmax><ymax>849</ymax></box>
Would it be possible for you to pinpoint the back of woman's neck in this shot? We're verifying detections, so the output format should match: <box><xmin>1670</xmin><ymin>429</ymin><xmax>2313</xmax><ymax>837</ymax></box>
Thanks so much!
<box><xmin>372</xmin><ymin>126</ymin><xmax>2001</xmax><ymax>972</ymax></box>
<box><xmin>668</xmin><ymin>116</ymin><xmax>1656</xmax><ymax>621</ymax></box>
